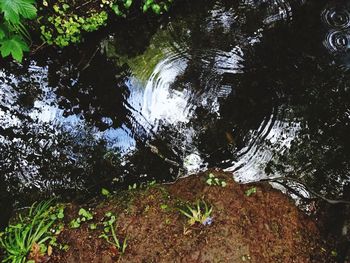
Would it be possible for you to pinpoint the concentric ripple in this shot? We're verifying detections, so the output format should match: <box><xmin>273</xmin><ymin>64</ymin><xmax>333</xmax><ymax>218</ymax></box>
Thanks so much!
<box><xmin>118</xmin><ymin>0</ymin><xmax>298</xmax><ymax>179</ymax></box>
<box><xmin>322</xmin><ymin>4</ymin><xmax>350</xmax><ymax>29</ymax></box>
<box><xmin>322</xmin><ymin>2</ymin><xmax>350</xmax><ymax>54</ymax></box>
<box><xmin>324</xmin><ymin>29</ymin><xmax>350</xmax><ymax>53</ymax></box>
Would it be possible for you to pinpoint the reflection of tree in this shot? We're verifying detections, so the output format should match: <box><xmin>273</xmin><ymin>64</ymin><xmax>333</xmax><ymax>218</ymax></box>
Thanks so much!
<box><xmin>48</xmin><ymin>48</ymin><xmax>131</xmax><ymax>131</ymax></box>
<box><xmin>163</xmin><ymin>0</ymin><xmax>278</xmax><ymax>164</ymax></box>
<box><xmin>250</xmin><ymin>4</ymin><xmax>350</xmax><ymax>198</ymax></box>
<box><xmin>0</xmin><ymin>50</ymin><xmax>131</xmax><ymax>209</ymax></box>
<box><xmin>0</xmin><ymin>120</ymin><xmax>123</xmax><ymax>199</ymax></box>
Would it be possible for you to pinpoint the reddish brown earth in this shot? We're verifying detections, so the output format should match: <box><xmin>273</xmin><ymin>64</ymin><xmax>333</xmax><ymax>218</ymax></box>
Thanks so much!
<box><xmin>49</xmin><ymin>171</ymin><xmax>335</xmax><ymax>263</ymax></box>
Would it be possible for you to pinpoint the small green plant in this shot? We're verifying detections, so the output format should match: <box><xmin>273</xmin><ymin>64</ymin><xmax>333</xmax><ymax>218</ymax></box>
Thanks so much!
<box><xmin>99</xmin><ymin>212</ymin><xmax>127</xmax><ymax>255</ymax></box>
<box><xmin>0</xmin><ymin>200</ymin><xmax>64</xmax><ymax>263</ymax></box>
<box><xmin>179</xmin><ymin>200</ymin><xmax>213</xmax><ymax>226</ymax></box>
<box><xmin>100</xmin><ymin>0</ymin><xmax>132</xmax><ymax>17</ymax></box>
<box><xmin>69</xmin><ymin>208</ymin><xmax>94</xmax><ymax>229</ymax></box>
<box><xmin>101</xmin><ymin>0</ymin><xmax>173</xmax><ymax>16</ymax></box>
<box><xmin>89</xmin><ymin>223</ymin><xmax>97</xmax><ymax>230</ymax></box>
<box><xmin>40</xmin><ymin>2</ymin><xmax>108</xmax><ymax>47</ymax></box>
<box><xmin>128</xmin><ymin>183</ymin><xmax>138</xmax><ymax>190</ymax></box>
<box><xmin>147</xmin><ymin>180</ymin><xmax>157</xmax><ymax>187</ymax></box>
<box><xmin>206</xmin><ymin>173</ymin><xmax>227</xmax><ymax>187</ymax></box>
<box><xmin>160</xmin><ymin>204</ymin><xmax>168</xmax><ymax>210</ymax></box>
<box><xmin>101</xmin><ymin>188</ymin><xmax>111</xmax><ymax>198</ymax></box>
<box><xmin>245</xmin><ymin>187</ymin><xmax>257</xmax><ymax>197</ymax></box>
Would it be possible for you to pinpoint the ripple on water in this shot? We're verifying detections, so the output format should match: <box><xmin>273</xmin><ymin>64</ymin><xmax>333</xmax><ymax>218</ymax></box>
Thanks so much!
<box><xmin>324</xmin><ymin>29</ymin><xmax>350</xmax><ymax>53</ymax></box>
<box><xmin>117</xmin><ymin>0</ymin><xmax>297</xmax><ymax>177</ymax></box>
<box><xmin>7</xmin><ymin>0</ymin><xmax>348</xmax><ymax>210</ymax></box>
<box><xmin>322</xmin><ymin>3</ymin><xmax>350</xmax><ymax>29</ymax></box>
<box><xmin>322</xmin><ymin>2</ymin><xmax>350</xmax><ymax>54</ymax></box>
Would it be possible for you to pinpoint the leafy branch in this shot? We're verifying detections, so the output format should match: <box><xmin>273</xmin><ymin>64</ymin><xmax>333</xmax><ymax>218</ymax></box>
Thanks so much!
<box><xmin>0</xmin><ymin>0</ymin><xmax>37</xmax><ymax>62</ymax></box>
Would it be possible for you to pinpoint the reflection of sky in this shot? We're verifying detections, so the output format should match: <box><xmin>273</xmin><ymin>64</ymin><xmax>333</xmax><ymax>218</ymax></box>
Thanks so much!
<box><xmin>213</xmin><ymin>47</ymin><xmax>244</xmax><ymax>74</ymax></box>
<box><xmin>0</xmin><ymin>0</ymin><xmax>301</xmax><ymax>187</ymax></box>
<box><xmin>226</xmin><ymin>116</ymin><xmax>301</xmax><ymax>182</ymax></box>
<box><xmin>207</xmin><ymin>6</ymin><xmax>238</xmax><ymax>33</ymax></box>
<box><xmin>141</xmin><ymin>56</ymin><xmax>189</xmax><ymax>126</ymax></box>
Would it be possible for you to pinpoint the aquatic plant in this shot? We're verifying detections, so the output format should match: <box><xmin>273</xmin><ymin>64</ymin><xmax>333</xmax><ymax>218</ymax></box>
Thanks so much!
<box><xmin>0</xmin><ymin>200</ymin><xmax>63</xmax><ymax>263</ymax></box>
<box><xmin>0</xmin><ymin>0</ymin><xmax>37</xmax><ymax>62</ymax></box>
<box><xmin>179</xmin><ymin>200</ymin><xmax>213</xmax><ymax>226</ymax></box>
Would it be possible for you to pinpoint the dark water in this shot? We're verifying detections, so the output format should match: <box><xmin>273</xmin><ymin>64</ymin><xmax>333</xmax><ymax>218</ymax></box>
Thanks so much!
<box><xmin>1</xmin><ymin>0</ymin><xmax>350</xmax><ymax>227</ymax></box>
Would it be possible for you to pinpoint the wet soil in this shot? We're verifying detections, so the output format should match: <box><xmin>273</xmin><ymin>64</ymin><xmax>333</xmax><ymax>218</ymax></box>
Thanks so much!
<box><xmin>49</xmin><ymin>171</ymin><xmax>335</xmax><ymax>263</ymax></box>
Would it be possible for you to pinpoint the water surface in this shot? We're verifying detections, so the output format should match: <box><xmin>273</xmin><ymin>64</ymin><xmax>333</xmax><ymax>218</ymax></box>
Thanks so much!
<box><xmin>0</xmin><ymin>0</ymin><xmax>349</xmax><ymax>224</ymax></box>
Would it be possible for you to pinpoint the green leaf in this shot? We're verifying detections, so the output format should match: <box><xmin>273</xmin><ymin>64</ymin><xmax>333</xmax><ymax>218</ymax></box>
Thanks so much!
<box><xmin>142</xmin><ymin>4</ymin><xmax>149</xmax><ymax>12</ymax></box>
<box><xmin>69</xmin><ymin>219</ymin><xmax>80</xmax><ymax>229</ymax></box>
<box><xmin>0</xmin><ymin>27</ymin><xmax>5</xmax><ymax>40</ymax></box>
<box><xmin>39</xmin><ymin>243</ymin><xmax>47</xmax><ymax>253</ymax></box>
<box><xmin>245</xmin><ymin>187</ymin><xmax>257</xmax><ymax>197</ymax></box>
<box><xmin>101</xmin><ymin>188</ymin><xmax>111</xmax><ymax>197</ymax></box>
<box><xmin>0</xmin><ymin>0</ymin><xmax>37</xmax><ymax>23</ymax></box>
<box><xmin>111</xmin><ymin>4</ymin><xmax>123</xmax><ymax>16</ymax></box>
<box><xmin>151</xmin><ymin>4</ymin><xmax>161</xmax><ymax>14</ymax></box>
<box><xmin>124</xmin><ymin>0</ymin><xmax>132</xmax><ymax>9</ymax></box>
<box><xmin>78</xmin><ymin>208</ymin><xmax>93</xmax><ymax>220</ymax></box>
<box><xmin>57</xmin><ymin>208</ymin><xmax>64</xmax><ymax>219</ymax></box>
<box><xmin>0</xmin><ymin>5</ymin><xmax>19</xmax><ymax>23</ymax></box>
<box><xmin>89</xmin><ymin>223</ymin><xmax>97</xmax><ymax>230</ymax></box>
<box><xmin>18</xmin><ymin>0</ymin><xmax>37</xmax><ymax>19</ymax></box>
<box><xmin>0</xmin><ymin>35</ymin><xmax>29</xmax><ymax>62</ymax></box>
<box><xmin>62</xmin><ymin>3</ymin><xmax>69</xmax><ymax>11</ymax></box>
